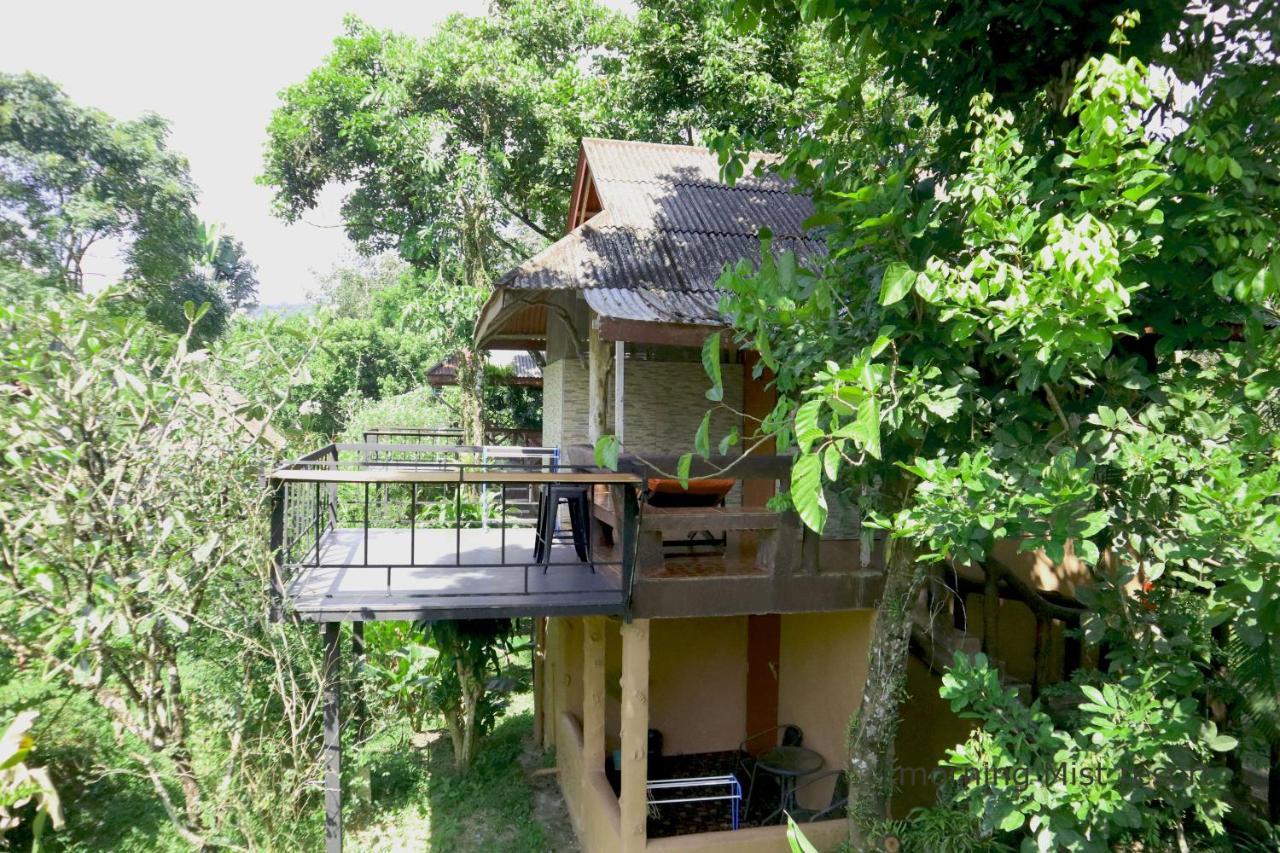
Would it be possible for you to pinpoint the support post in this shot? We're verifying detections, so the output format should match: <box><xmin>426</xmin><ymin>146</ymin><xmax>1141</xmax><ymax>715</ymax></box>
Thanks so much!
<box><xmin>619</xmin><ymin>619</ymin><xmax>650</xmax><ymax>853</ymax></box>
<box><xmin>583</xmin><ymin>616</ymin><xmax>606</xmax><ymax>778</ymax></box>
<box><xmin>533</xmin><ymin>617</ymin><xmax>546</xmax><ymax>748</ymax></box>
<box><xmin>588</xmin><ymin>320</ymin><xmax>611</xmax><ymax>443</ymax></box>
<box><xmin>614</xmin><ymin>338</ymin><xmax>625</xmax><ymax>447</ymax></box>
<box><xmin>323</xmin><ymin>622</ymin><xmax>343</xmax><ymax>853</ymax></box>
<box><xmin>352</xmin><ymin>622</ymin><xmax>367</xmax><ymax>744</ymax></box>
<box><xmin>268</xmin><ymin>481</ymin><xmax>285</xmax><ymax>621</ymax></box>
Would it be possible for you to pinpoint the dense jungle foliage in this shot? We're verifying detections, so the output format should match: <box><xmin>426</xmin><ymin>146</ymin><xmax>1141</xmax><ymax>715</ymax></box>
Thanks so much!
<box><xmin>2</xmin><ymin>0</ymin><xmax>1278</xmax><ymax>850</ymax></box>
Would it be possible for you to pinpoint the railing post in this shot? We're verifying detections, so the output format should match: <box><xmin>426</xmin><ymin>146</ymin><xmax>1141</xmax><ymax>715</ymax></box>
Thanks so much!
<box><xmin>621</xmin><ymin>483</ymin><xmax>640</xmax><ymax>611</ymax></box>
<box><xmin>328</xmin><ymin>446</ymin><xmax>340</xmax><ymax>529</ymax></box>
<box><xmin>268</xmin><ymin>480</ymin><xmax>285</xmax><ymax>621</ymax></box>
<box><xmin>481</xmin><ymin>447</ymin><xmax>489</xmax><ymax>530</ymax></box>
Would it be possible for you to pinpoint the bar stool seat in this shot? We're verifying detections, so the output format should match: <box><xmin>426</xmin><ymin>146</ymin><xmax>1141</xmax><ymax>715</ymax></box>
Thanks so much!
<box><xmin>535</xmin><ymin>483</ymin><xmax>592</xmax><ymax>570</ymax></box>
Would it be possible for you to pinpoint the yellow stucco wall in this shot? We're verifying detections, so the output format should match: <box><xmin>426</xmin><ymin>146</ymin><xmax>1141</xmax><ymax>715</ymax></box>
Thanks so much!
<box><xmin>650</xmin><ymin>616</ymin><xmax>749</xmax><ymax>756</ymax></box>
<box><xmin>892</xmin><ymin>655</ymin><xmax>975</xmax><ymax>813</ymax></box>
<box><xmin>544</xmin><ymin>611</ymin><xmax>874</xmax><ymax>851</ymax></box>
<box><xmin>558</xmin><ymin>712</ymin><xmax>623</xmax><ymax>852</ymax></box>
<box><xmin>777</xmin><ymin>610</ymin><xmax>874</xmax><ymax>810</ymax></box>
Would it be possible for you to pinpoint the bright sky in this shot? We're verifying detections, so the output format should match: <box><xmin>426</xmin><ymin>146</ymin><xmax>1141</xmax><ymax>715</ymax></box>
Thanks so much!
<box><xmin>1</xmin><ymin>0</ymin><xmax>511</xmax><ymax>305</ymax></box>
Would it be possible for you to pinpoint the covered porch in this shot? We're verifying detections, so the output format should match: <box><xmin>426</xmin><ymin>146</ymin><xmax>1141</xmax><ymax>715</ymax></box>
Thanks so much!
<box><xmin>543</xmin><ymin>614</ymin><xmax>860</xmax><ymax>852</ymax></box>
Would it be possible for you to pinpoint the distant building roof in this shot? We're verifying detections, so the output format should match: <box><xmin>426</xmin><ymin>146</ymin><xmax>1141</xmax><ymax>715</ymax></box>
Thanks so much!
<box><xmin>427</xmin><ymin>352</ymin><xmax>543</xmax><ymax>387</ymax></box>
<box><xmin>477</xmin><ymin>138</ymin><xmax>823</xmax><ymax>345</ymax></box>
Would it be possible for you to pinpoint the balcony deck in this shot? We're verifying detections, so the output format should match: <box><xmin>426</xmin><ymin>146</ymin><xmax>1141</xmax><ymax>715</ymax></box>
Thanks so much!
<box><xmin>268</xmin><ymin>442</ymin><xmax>640</xmax><ymax>623</ymax></box>
<box><xmin>286</xmin><ymin>528</ymin><xmax>624</xmax><ymax>621</ymax></box>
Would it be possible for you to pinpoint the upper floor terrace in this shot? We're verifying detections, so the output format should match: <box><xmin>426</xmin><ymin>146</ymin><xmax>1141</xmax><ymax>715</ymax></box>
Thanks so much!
<box><xmin>268</xmin><ymin>438</ymin><xmax>888</xmax><ymax>623</ymax></box>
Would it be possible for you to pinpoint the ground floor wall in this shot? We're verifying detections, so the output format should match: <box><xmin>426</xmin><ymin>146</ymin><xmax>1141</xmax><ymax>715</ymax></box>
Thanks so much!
<box><xmin>538</xmin><ymin>611</ymin><xmax>871</xmax><ymax>852</ymax></box>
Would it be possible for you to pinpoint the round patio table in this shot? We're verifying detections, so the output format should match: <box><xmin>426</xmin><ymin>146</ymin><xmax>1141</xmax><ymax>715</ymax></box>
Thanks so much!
<box><xmin>755</xmin><ymin>745</ymin><xmax>824</xmax><ymax>824</ymax></box>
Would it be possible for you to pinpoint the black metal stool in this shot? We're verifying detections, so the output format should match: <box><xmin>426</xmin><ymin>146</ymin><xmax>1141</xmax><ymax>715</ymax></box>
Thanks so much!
<box><xmin>534</xmin><ymin>483</ymin><xmax>591</xmax><ymax>569</ymax></box>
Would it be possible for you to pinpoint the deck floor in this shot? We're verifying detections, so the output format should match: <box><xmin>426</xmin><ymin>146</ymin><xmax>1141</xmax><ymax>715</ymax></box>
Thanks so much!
<box><xmin>285</xmin><ymin>528</ymin><xmax>623</xmax><ymax>620</ymax></box>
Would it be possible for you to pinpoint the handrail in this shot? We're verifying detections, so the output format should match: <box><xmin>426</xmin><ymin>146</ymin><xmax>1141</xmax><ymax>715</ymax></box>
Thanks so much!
<box><xmin>269</xmin><ymin>468</ymin><xmax>641</xmax><ymax>485</ymax></box>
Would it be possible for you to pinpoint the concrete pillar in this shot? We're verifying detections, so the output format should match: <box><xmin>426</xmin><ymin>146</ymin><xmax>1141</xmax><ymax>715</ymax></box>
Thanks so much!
<box><xmin>619</xmin><ymin>619</ymin><xmax>650</xmax><ymax>853</ymax></box>
<box><xmin>583</xmin><ymin>616</ymin><xmax>607</xmax><ymax>775</ymax></box>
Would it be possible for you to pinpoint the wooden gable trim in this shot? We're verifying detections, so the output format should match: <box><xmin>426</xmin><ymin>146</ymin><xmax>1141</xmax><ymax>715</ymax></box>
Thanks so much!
<box><xmin>565</xmin><ymin>143</ymin><xmax>604</xmax><ymax>234</ymax></box>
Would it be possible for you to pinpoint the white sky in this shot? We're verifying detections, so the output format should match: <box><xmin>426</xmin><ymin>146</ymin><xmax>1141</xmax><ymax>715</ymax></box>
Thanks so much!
<box><xmin>0</xmin><ymin>0</ymin><xmax>509</xmax><ymax>305</ymax></box>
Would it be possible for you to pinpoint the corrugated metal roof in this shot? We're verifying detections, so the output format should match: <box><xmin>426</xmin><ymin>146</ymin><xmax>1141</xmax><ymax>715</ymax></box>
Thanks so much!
<box><xmin>486</xmin><ymin>138</ymin><xmax>825</xmax><ymax>330</ymax></box>
<box><xmin>580</xmin><ymin>138</ymin><xmax>790</xmax><ymax>192</ymax></box>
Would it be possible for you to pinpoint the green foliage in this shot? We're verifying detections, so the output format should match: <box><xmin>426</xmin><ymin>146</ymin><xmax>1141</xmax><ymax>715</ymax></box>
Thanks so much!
<box><xmin>0</xmin><ymin>711</ymin><xmax>63</xmax><ymax>847</ymax></box>
<box><xmin>416</xmin><ymin>620</ymin><xmax>521</xmax><ymax>769</ymax></box>
<box><xmin>261</xmin><ymin>2</ymin><xmax>631</xmax><ymax>267</ymax></box>
<box><xmin>786</xmin><ymin>813</ymin><xmax>820</xmax><ymax>853</ymax></box>
<box><xmin>717</xmin><ymin>0</ymin><xmax>1279</xmax><ymax>843</ymax></box>
<box><xmin>484</xmin><ymin>363</ymin><xmax>543</xmax><ymax>432</ymax></box>
<box><xmin>940</xmin><ymin>653</ymin><xmax>1232</xmax><ymax>850</ymax></box>
<box><xmin>0</xmin><ymin>73</ymin><xmax>232</xmax><ymax>341</ymax></box>
<box><xmin>208</xmin><ymin>234</ymin><xmax>259</xmax><ymax>312</ymax></box>
<box><xmin>0</xmin><ymin>281</ymin><xmax>326</xmax><ymax>847</ymax></box>
<box><xmin>626</xmin><ymin>0</ymin><xmax>845</xmax><ymax>144</ymax></box>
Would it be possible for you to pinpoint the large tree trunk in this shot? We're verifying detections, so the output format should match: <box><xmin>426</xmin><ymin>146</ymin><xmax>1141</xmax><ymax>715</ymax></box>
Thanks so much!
<box><xmin>456</xmin><ymin>346</ymin><xmax>486</xmax><ymax>448</ymax></box>
<box><xmin>846</xmin><ymin>537</ymin><xmax>922</xmax><ymax>847</ymax></box>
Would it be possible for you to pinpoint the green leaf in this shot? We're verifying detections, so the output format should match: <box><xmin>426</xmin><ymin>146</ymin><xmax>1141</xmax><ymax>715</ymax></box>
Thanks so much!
<box><xmin>192</xmin><ymin>534</ymin><xmax>220</xmax><ymax>563</ymax></box>
<box><xmin>702</xmin><ymin>332</ymin><xmax>723</xmax><ymax>401</ymax></box>
<box><xmin>694</xmin><ymin>410</ymin><xmax>712</xmax><ymax>458</ymax></box>
<box><xmin>854</xmin><ymin>397</ymin><xmax>881</xmax><ymax>459</ymax></box>
<box><xmin>790</xmin><ymin>453</ymin><xmax>828</xmax><ymax>532</ymax></box>
<box><xmin>998</xmin><ymin>808</ymin><xmax>1026</xmax><ymax>832</ymax></box>
<box><xmin>718</xmin><ymin>426</ymin><xmax>740</xmax><ymax>455</ymax></box>
<box><xmin>794</xmin><ymin>399</ymin><xmax>823</xmax><ymax>452</ymax></box>
<box><xmin>822</xmin><ymin>444</ymin><xmax>842</xmax><ymax>480</ymax></box>
<box><xmin>593</xmin><ymin>435</ymin><xmax>620</xmax><ymax>470</ymax></box>
<box><xmin>676</xmin><ymin>453</ymin><xmax>692</xmax><ymax>489</ymax></box>
<box><xmin>756</xmin><ymin>327</ymin><xmax>778</xmax><ymax>372</ymax></box>
<box><xmin>1207</xmin><ymin>734</ymin><xmax>1238</xmax><ymax>752</ymax></box>
<box><xmin>786</xmin><ymin>815</ymin><xmax>821</xmax><ymax>853</ymax></box>
<box><xmin>879</xmin><ymin>262</ymin><xmax>916</xmax><ymax>306</ymax></box>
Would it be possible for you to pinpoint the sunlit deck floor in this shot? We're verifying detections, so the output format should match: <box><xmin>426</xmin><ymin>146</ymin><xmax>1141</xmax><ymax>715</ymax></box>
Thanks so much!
<box><xmin>284</xmin><ymin>528</ymin><xmax>625</xmax><ymax>622</ymax></box>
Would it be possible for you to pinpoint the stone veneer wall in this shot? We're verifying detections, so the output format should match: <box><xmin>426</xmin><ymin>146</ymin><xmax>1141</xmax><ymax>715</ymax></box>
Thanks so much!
<box><xmin>542</xmin><ymin>355</ymin><xmax>742</xmax><ymax>458</ymax></box>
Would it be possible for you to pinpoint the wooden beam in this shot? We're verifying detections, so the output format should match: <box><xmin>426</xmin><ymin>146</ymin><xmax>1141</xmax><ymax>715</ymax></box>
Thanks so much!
<box><xmin>596</xmin><ymin>316</ymin><xmax>729</xmax><ymax>349</ymax></box>
<box><xmin>619</xmin><ymin>619</ymin><xmax>650</xmax><ymax>853</ymax></box>
<box><xmin>323</xmin><ymin>622</ymin><xmax>343</xmax><ymax>853</ymax></box>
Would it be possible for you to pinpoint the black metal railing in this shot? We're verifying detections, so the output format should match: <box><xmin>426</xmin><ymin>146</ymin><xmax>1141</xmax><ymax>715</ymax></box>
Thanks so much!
<box><xmin>363</xmin><ymin>426</ymin><xmax>544</xmax><ymax>447</ymax></box>
<box><xmin>267</xmin><ymin>443</ymin><xmax>641</xmax><ymax>619</ymax></box>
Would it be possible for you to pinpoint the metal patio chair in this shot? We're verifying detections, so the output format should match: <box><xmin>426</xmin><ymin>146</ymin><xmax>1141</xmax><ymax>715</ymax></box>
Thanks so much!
<box><xmin>734</xmin><ymin>723</ymin><xmax>803</xmax><ymax>822</ymax></box>
<box><xmin>786</xmin><ymin>770</ymin><xmax>848</xmax><ymax>823</ymax></box>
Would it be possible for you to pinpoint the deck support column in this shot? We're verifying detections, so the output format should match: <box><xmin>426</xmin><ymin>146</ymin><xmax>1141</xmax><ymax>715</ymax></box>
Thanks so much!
<box><xmin>583</xmin><ymin>616</ymin><xmax>607</xmax><ymax>777</ymax></box>
<box><xmin>588</xmin><ymin>320</ymin><xmax>611</xmax><ymax>443</ymax></box>
<box><xmin>352</xmin><ymin>622</ymin><xmax>367</xmax><ymax>744</ymax></box>
<box><xmin>619</xmin><ymin>618</ymin><xmax>650</xmax><ymax>853</ymax></box>
<box><xmin>268</xmin><ymin>482</ymin><xmax>285</xmax><ymax>621</ymax></box>
<box><xmin>323</xmin><ymin>621</ymin><xmax>343</xmax><ymax>853</ymax></box>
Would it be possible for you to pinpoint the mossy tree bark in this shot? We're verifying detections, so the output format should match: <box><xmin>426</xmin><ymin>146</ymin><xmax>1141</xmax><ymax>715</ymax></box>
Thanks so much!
<box><xmin>846</xmin><ymin>537</ymin><xmax>923</xmax><ymax>848</ymax></box>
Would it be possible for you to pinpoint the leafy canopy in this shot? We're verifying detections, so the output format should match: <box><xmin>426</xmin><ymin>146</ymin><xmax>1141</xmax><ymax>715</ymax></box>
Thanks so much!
<box><xmin>715</xmin><ymin>0</ymin><xmax>1279</xmax><ymax>846</ymax></box>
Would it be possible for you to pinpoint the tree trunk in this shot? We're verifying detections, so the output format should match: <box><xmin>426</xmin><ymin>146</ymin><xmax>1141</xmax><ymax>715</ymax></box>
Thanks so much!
<box><xmin>456</xmin><ymin>347</ymin><xmax>486</xmax><ymax>448</ymax></box>
<box><xmin>846</xmin><ymin>537</ymin><xmax>922</xmax><ymax>848</ymax></box>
